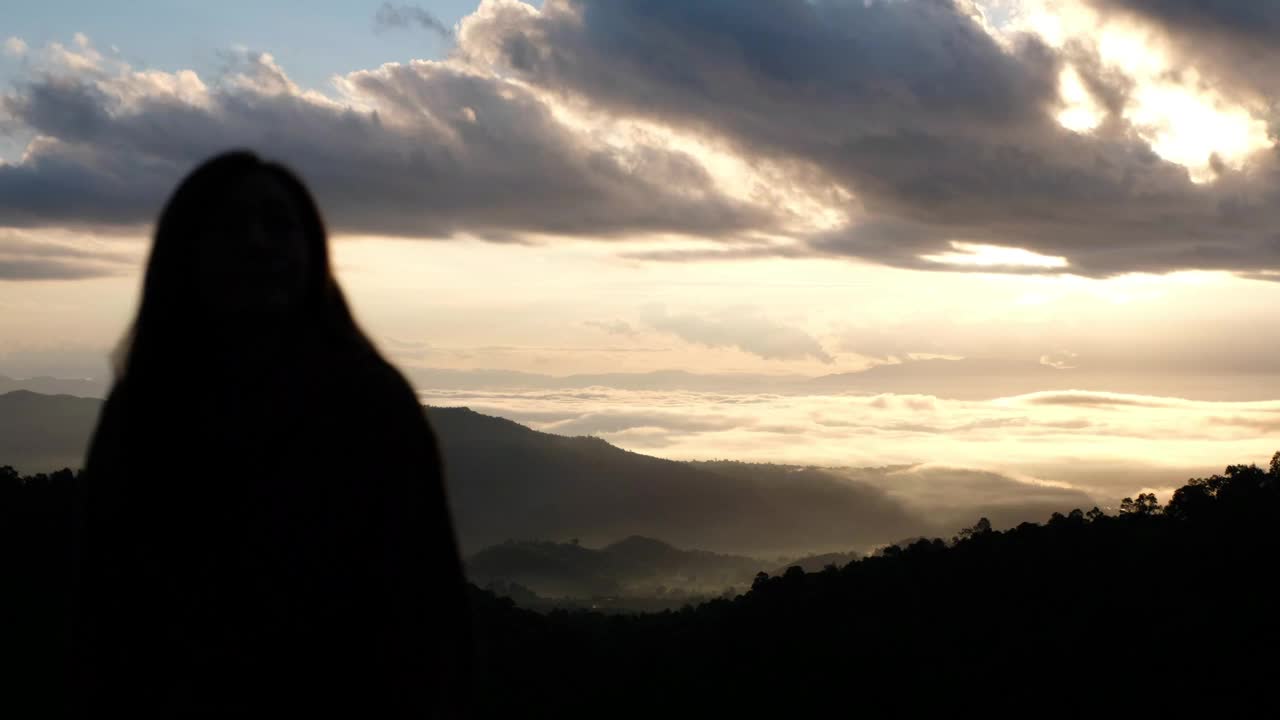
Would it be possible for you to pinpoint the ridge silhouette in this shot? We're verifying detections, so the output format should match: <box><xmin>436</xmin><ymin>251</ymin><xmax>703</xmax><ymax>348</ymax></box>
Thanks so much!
<box><xmin>67</xmin><ymin>151</ymin><xmax>471</xmax><ymax>716</ymax></box>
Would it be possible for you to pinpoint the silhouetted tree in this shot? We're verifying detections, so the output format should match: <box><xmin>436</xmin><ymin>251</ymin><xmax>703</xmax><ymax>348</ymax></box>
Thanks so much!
<box><xmin>957</xmin><ymin>516</ymin><xmax>993</xmax><ymax>540</ymax></box>
<box><xmin>1119</xmin><ymin>493</ymin><xmax>1161</xmax><ymax>516</ymax></box>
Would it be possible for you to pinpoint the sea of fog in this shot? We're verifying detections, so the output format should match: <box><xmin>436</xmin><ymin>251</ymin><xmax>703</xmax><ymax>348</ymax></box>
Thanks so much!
<box><xmin>417</xmin><ymin>384</ymin><xmax>1278</xmax><ymax>512</ymax></box>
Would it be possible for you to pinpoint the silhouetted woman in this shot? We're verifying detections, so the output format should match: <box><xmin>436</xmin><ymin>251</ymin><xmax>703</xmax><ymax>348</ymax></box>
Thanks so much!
<box><xmin>71</xmin><ymin>151</ymin><xmax>470</xmax><ymax>716</ymax></box>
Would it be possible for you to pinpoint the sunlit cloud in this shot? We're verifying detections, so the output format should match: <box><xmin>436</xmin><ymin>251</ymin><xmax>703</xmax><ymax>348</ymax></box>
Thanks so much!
<box><xmin>537</xmin><ymin>96</ymin><xmax>852</xmax><ymax>235</ymax></box>
<box><xmin>920</xmin><ymin>242</ymin><xmax>1069</xmax><ymax>270</ymax></box>
<box><xmin>1013</xmin><ymin>0</ymin><xmax>1275</xmax><ymax>181</ymax></box>
<box><xmin>1056</xmin><ymin>65</ymin><xmax>1104</xmax><ymax>133</ymax></box>
<box><xmin>3</xmin><ymin>36</ymin><xmax>27</xmax><ymax>57</ymax></box>
<box><xmin>1125</xmin><ymin>81</ymin><xmax>1271</xmax><ymax>182</ymax></box>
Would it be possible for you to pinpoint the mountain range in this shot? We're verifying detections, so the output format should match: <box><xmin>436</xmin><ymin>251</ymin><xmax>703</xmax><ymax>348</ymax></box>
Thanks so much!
<box><xmin>7</xmin><ymin>355</ymin><xmax>1274</xmax><ymax>405</ymax></box>
<box><xmin>407</xmin><ymin>359</ymin><xmax>1280</xmax><ymax>401</ymax></box>
<box><xmin>1</xmin><ymin>389</ymin><xmax>1090</xmax><ymax>559</ymax></box>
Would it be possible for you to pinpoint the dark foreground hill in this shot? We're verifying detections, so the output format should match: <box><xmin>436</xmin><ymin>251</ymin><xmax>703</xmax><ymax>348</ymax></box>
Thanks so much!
<box><xmin>433</xmin><ymin>405</ymin><xmax>931</xmax><ymax>555</ymax></box>
<box><xmin>7</xmin><ymin>456</ymin><xmax>1280</xmax><ymax>717</ymax></box>
<box><xmin>467</xmin><ymin>458</ymin><xmax>1280</xmax><ymax>717</ymax></box>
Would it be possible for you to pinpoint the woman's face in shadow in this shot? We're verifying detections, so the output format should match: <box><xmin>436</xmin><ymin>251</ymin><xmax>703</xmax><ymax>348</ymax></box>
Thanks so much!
<box><xmin>196</xmin><ymin>170</ymin><xmax>310</xmax><ymax>328</ymax></box>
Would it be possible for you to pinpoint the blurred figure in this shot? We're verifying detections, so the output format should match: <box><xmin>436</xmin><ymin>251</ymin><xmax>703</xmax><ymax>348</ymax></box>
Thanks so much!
<box><xmin>70</xmin><ymin>151</ymin><xmax>470</xmax><ymax>716</ymax></box>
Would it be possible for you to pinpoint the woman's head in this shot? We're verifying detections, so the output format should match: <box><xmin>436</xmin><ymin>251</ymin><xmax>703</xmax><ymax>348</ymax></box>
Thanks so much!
<box><xmin>114</xmin><ymin>151</ymin><xmax>370</xmax><ymax>380</ymax></box>
<box><xmin>195</xmin><ymin>163</ymin><xmax>312</xmax><ymax>324</ymax></box>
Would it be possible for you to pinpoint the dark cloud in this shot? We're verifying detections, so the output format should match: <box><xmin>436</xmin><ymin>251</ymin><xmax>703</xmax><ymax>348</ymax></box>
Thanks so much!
<box><xmin>6</xmin><ymin>2</ymin><xmax>1280</xmax><ymax>278</ymax></box>
<box><xmin>0</xmin><ymin>47</ymin><xmax>773</xmax><ymax>242</ymax></box>
<box><xmin>375</xmin><ymin>3</ymin><xmax>454</xmax><ymax>39</ymax></box>
<box><xmin>619</xmin><ymin>241</ymin><xmax>814</xmax><ymax>263</ymax></box>
<box><xmin>1099</xmin><ymin>0</ymin><xmax>1280</xmax><ymax>37</ymax></box>
<box><xmin>643</xmin><ymin>306</ymin><xmax>834</xmax><ymax>363</ymax></box>
<box><xmin>460</xmin><ymin>0</ymin><xmax>1280</xmax><ymax>277</ymax></box>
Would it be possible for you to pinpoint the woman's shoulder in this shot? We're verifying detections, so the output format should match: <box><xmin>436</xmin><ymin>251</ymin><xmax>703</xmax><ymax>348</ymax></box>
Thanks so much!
<box><xmin>93</xmin><ymin>376</ymin><xmax>136</xmax><ymax>427</ymax></box>
<box><xmin>319</xmin><ymin>350</ymin><xmax>440</xmax><ymax>470</ymax></box>
<box><xmin>322</xmin><ymin>345</ymin><xmax>422</xmax><ymax>416</ymax></box>
<box><xmin>83</xmin><ymin>376</ymin><xmax>139</xmax><ymax>473</ymax></box>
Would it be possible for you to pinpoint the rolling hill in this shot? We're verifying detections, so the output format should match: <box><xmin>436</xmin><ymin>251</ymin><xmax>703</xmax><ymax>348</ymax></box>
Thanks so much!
<box><xmin>0</xmin><ymin>390</ymin><xmax>104</xmax><ymax>473</ymax></box>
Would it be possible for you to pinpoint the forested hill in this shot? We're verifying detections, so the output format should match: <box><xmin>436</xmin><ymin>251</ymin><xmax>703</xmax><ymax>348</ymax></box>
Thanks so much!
<box><xmin>466</xmin><ymin>535</ymin><xmax>764</xmax><ymax>599</ymax></box>
<box><xmin>466</xmin><ymin>457</ymin><xmax>1280</xmax><ymax>717</ymax></box>
<box><xmin>9</xmin><ymin>456</ymin><xmax>1280</xmax><ymax>716</ymax></box>
<box><xmin>431</xmin><ymin>405</ymin><xmax>930</xmax><ymax>555</ymax></box>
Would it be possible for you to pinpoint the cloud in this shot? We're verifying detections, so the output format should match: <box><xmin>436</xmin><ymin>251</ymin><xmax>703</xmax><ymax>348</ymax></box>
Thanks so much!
<box><xmin>1012</xmin><ymin>390</ymin><xmax>1176</xmax><ymax>407</ymax></box>
<box><xmin>584</xmin><ymin>319</ymin><xmax>637</xmax><ymax>336</ymax></box>
<box><xmin>374</xmin><ymin>3</ymin><xmax>454</xmax><ymax>40</ymax></box>
<box><xmin>843</xmin><ymin>464</ymin><xmax>1097</xmax><ymax>530</ymax></box>
<box><xmin>0</xmin><ymin>38</ymin><xmax>774</xmax><ymax>243</ymax></box>
<box><xmin>1097</xmin><ymin>0</ymin><xmax>1280</xmax><ymax>39</ymax></box>
<box><xmin>0</xmin><ymin>230</ymin><xmax>133</xmax><ymax>280</ymax></box>
<box><xmin>542</xmin><ymin>409</ymin><xmax>746</xmax><ymax>436</ymax></box>
<box><xmin>1084</xmin><ymin>0</ymin><xmax>1280</xmax><ymax>100</ymax></box>
<box><xmin>835</xmin><ymin>326</ymin><xmax>945</xmax><ymax>363</ymax></box>
<box><xmin>1039</xmin><ymin>351</ymin><xmax>1079</xmax><ymax>370</ymax></box>
<box><xmin>5</xmin><ymin>2</ymin><xmax>1280</xmax><ymax>279</ymax></box>
<box><xmin>643</xmin><ymin>306</ymin><xmax>834</xmax><ymax>364</ymax></box>
<box><xmin>1207</xmin><ymin>415</ymin><xmax>1280</xmax><ymax>434</ymax></box>
<box><xmin>0</xmin><ymin>258</ymin><xmax>110</xmax><ymax>280</ymax></box>
<box><xmin>3</xmin><ymin>37</ymin><xmax>27</xmax><ymax>57</ymax></box>
<box><xmin>1094</xmin><ymin>0</ymin><xmax>1280</xmax><ymax>43</ymax></box>
<box><xmin>414</xmin><ymin>382</ymin><xmax>1280</xmax><ymax>513</ymax></box>
<box><xmin>459</xmin><ymin>0</ymin><xmax>1280</xmax><ymax>277</ymax></box>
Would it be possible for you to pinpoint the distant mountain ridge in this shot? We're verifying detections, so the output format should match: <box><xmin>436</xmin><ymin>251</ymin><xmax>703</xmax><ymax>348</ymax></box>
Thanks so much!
<box><xmin>2</xmin><ymin>390</ymin><xmax>1098</xmax><ymax>556</ymax></box>
<box><xmin>431</xmin><ymin>405</ymin><xmax>929</xmax><ymax>555</ymax></box>
<box><xmin>0</xmin><ymin>374</ymin><xmax>107</xmax><ymax>398</ymax></box>
<box><xmin>8</xmin><ymin>359</ymin><xmax>1277</xmax><ymax>401</ymax></box>
<box><xmin>410</xmin><ymin>360</ymin><xmax>1280</xmax><ymax>401</ymax></box>
<box><xmin>1</xmin><ymin>390</ymin><xmax>938</xmax><ymax>556</ymax></box>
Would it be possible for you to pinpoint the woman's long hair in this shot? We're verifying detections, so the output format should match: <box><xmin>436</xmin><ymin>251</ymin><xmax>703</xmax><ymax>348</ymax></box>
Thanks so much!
<box><xmin>111</xmin><ymin>150</ymin><xmax>376</xmax><ymax>384</ymax></box>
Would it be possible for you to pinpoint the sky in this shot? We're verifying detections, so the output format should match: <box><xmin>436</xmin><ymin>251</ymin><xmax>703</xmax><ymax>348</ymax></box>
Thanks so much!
<box><xmin>3</xmin><ymin>0</ymin><xmax>1280</xmax><ymax>499</ymax></box>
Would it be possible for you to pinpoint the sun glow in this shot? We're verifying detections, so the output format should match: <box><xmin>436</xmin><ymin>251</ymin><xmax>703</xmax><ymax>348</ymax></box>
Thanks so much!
<box><xmin>1125</xmin><ymin>82</ymin><xmax>1271</xmax><ymax>182</ymax></box>
<box><xmin>1006</xmin><ymin>1</ymin><xmax>1275</xmax><ymax>182</ymax></box>
<box><xmin>1057</xmin><ymin>66</ymin><xmax>1103</xmax><ymax>133</ymax></box>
